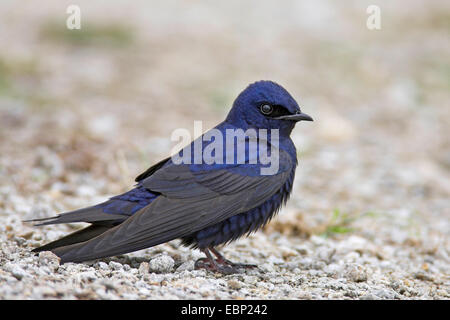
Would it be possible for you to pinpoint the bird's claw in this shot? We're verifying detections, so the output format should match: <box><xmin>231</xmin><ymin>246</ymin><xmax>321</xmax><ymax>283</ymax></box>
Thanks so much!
<box><xmin>215</xmin><ymin>257</ymin><xmax>258</xmax><ymax>270</ymax></box>
<box><xmin>194</xmin><ymin>258</ymin><xmax>236</xmax><ymax>274</ymax></box>
<box><xmin>194</xmin><ymin>252</ymin><xmax>258</xmax><ymax>275</ymax></box>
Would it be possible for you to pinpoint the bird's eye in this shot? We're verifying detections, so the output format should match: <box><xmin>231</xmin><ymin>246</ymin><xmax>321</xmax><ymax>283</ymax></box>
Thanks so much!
<box><xmin>260</xmin><ymin>104</ymin><xmax>273</xmax><ymax>115</ymax></box>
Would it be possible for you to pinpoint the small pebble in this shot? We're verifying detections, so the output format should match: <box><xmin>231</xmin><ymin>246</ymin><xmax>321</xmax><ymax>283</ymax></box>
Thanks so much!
<box><xmin>228</xmin><ymin>279</ymin><xmax>242</xmax><ymax>290</ymax></box>
<box><xmin>344</xmin><ymin>264</ymin><xmax>369</xmax><ymax>282</ymax></box>
<box><xmin>149</xmin><ymin>255</ymin><xmax>175</xmax><ymax>273</ymax></box>
<box><xmin>38</xmin><ymin>251</ymin><xmax>60</xmax><ymax>271</ymax></box>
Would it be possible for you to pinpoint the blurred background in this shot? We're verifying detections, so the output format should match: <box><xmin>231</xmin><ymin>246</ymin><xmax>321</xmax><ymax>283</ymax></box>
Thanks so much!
<box><xmin>0</xmin><ymin>1</ymin><xmax>448</xmax><ymax>256</ymax></box>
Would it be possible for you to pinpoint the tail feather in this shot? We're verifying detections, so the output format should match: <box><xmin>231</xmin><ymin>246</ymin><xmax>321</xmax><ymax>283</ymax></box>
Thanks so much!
<box><xmin>26</xmin><ymin>187</ymin><xmax>159</xmax><ymax>261</ymax></box>
<box><xmin>24</xmin><ymin>204</ymin><xmax>127</xmax><ymax>226</ymax></box>
<box><xmin>32</xmin><ymin>224</ymin><xmax>112</xmax><ymax>253</ymax></box>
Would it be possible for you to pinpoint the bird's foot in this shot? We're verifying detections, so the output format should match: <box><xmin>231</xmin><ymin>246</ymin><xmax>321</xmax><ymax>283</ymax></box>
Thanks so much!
<box><xmin>194</xmin><ymin>257</ymin><xmax>236</xmax><ymax>275</ymax></box>
<box><xmin>194</xmin><ymin>248</ymin><xmax>258</xmax><ymax>274</ymax></box>
<box><xmin>216</xmin><ymin>258</ymin><xmax>258</xmax><ymax>270</ymax></box>
<box><xmin>210</xmin><ymin>247</ymin><xmax>257</xmax><ymax>270</ymax></box>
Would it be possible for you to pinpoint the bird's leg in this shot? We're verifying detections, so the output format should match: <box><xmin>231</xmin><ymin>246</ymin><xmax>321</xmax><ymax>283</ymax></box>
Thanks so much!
<box><xmin>195</xmin><ymin>248</ymin><xmax>235</xmax><ymax>274</ymax></box>
<box><xmin>210</xmin><ymin>247</ymin><xmax>257</xmax><ymax>269</ymax></box>
<box><xmin>194</xmin><ymin>248</ymin><xmax>215</xmax><ymax>269</ymax></box>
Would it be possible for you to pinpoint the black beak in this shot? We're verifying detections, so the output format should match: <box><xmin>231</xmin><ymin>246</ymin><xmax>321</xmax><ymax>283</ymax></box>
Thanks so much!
<box><xmin>275</xmin><ymin>111</ymin><xmax>313</xmax><ymax>122</ymax></box>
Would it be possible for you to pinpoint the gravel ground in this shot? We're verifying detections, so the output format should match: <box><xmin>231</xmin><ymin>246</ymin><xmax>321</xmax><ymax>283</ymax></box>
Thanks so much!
<box><xmin>0</xmin><ymin>225</ymin><xmax>448</xmax><ymax>299</ymax></box>
<box><xmin>0</xmin><ymin>1</ymin><xmax>449</xmax><ymax>299</ymax></box>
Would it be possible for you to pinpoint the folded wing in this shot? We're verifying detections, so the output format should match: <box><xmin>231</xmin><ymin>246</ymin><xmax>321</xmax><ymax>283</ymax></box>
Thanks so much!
<box><xmin>53</xmin><ymin>150</ymin><xmax>293</xmax><ymax>262</ymax></box>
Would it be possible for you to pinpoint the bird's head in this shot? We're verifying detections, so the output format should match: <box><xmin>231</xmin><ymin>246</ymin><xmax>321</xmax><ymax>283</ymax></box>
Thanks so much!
<box><xmin>226</xmin><ymin>80</ymin><xmax>313</xmax><ymax>135</ymax></box>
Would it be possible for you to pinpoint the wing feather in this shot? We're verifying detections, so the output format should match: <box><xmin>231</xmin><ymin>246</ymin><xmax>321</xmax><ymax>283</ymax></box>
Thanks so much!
<box><xmin>54</xmin><ymin>149</ymin><xmax>293</xmax><ymax>262</ymax></box>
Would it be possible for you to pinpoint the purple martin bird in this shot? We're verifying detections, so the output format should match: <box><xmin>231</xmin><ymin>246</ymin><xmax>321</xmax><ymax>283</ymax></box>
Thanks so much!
<box><xmin>28</xmin><ymin>80</ymin><xmax>313</xmax><ymax>274</ymax></box>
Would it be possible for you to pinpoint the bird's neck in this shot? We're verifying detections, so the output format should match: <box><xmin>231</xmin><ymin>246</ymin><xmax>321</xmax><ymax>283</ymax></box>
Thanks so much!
<box><xmin>216</xmin><ymin>121</ymin><xmax>298</xmax><ymax>162</ymax></box>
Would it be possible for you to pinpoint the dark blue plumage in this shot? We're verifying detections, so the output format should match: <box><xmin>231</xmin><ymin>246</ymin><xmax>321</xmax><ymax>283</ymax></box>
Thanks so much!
<box><xmin>102</xmin><ymin>186</ymin><xmax>159</xmax><ymax>216</ymax></box>
<box><xmin>182</xmin><ymin>165</ymin><xmax>296</xmax><ymax>248</ymax></box>
<box><xmin>29</xmin><ymin>80</ymin><xmax>312</xmax><ymax>273</ymax></box>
